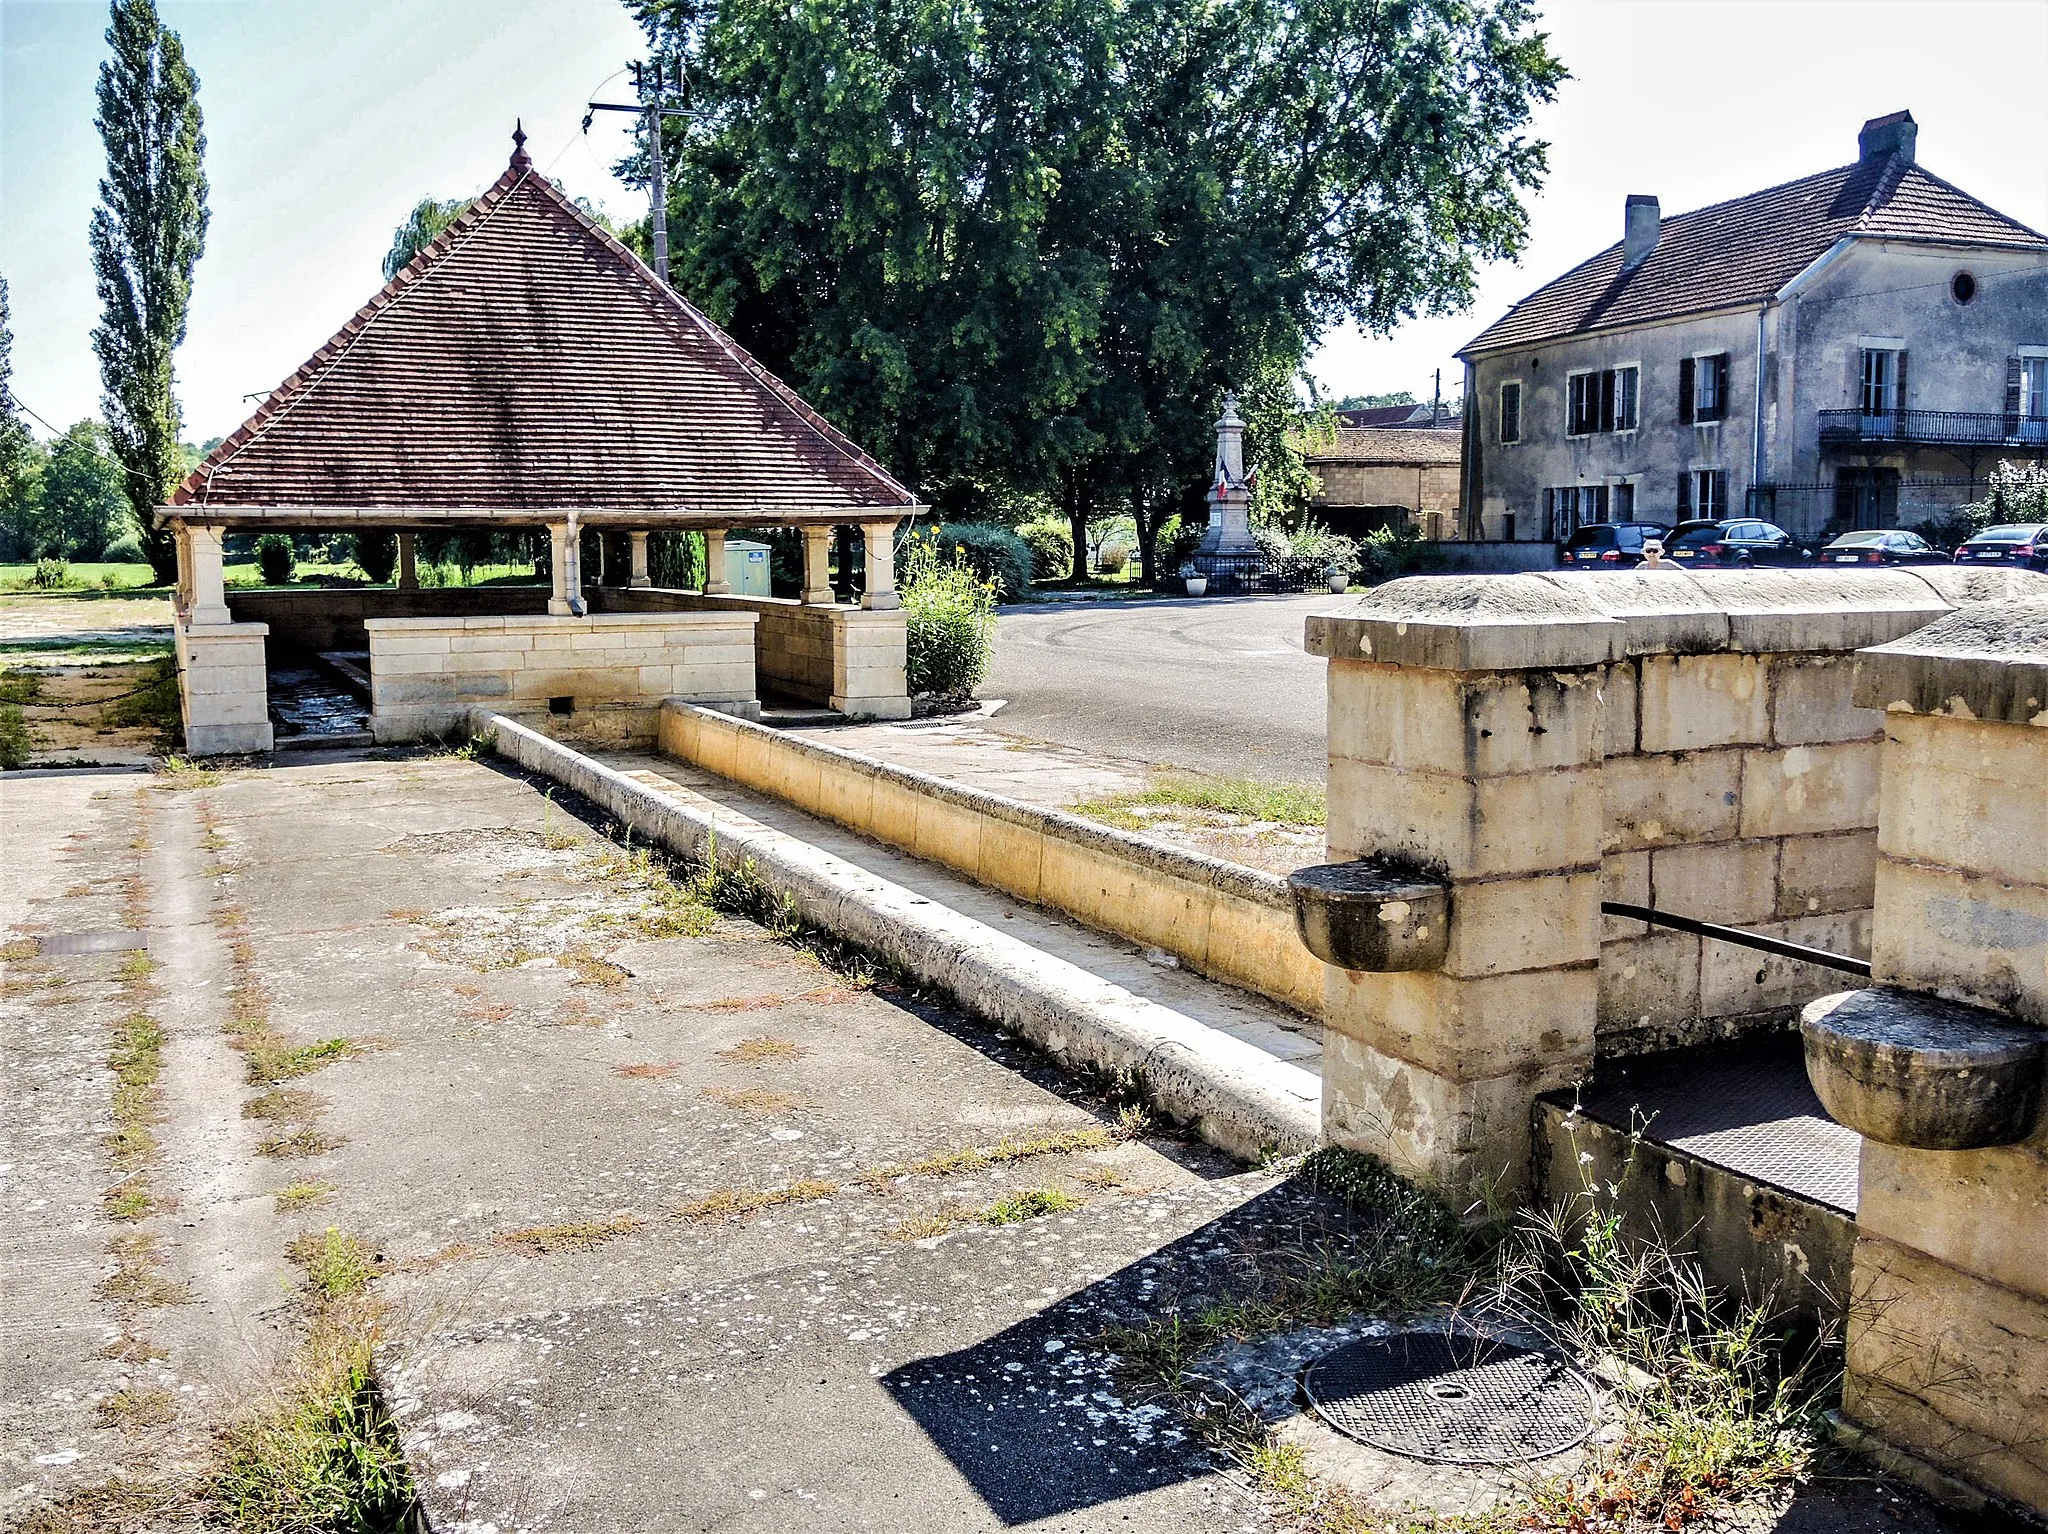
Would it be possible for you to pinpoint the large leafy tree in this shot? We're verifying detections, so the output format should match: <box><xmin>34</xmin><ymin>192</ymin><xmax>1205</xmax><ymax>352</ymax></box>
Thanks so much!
<box><xmin>90</xmin><ymin>0</ymin><xmax>207</xmax><ymax>586</ymax></box>
<box><xmin>19</xmin><ymin>422</ymin><xmax>131</xmax><ymax>561</ymax></box>
<box><xmin>383</xmin><ymin>196</ymin><xmax>470</xmax><ymax>279</ymax></box>
<box><xmin>0</xmin><ymin>277</ymin><xmax>44</xmax><ymax>556</ymax></box>
<box><xmin>627</xmin><ymin>0</ymin><xmax>1561</xmax><ymax>578</ymax></box>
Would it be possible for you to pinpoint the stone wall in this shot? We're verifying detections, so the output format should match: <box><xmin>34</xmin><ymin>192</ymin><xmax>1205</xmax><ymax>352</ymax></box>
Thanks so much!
<box><xmin>365</xmin><ymin>611</ymin><xmax>758</xmax><ymax>743</ymax></box>
<box><xmin>591</xmin><ymin>588</ymin><xmax>909</xmax><ymax>720</ymax></box>
<box><xmin>226</xmin><ymin>586</ymin><xmax>549</xmax><ymax>652</ymax></box>
<box><xmin>659</xmin><ymin>702</ymin><xmax>1323</xmax><ymax>1014</ymax></box>
<box><xmin>1305</xmin><ymin>564</ymin><xmax>2048</xmax><ymax>1196</ymax></box>
<box><xmin>175</xmin><ymin>619</ymin><xmax>273</xmax><ymax>756</ymax></box>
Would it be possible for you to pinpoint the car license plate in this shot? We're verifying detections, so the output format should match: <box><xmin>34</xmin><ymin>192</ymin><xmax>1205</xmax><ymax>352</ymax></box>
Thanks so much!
<box><xmin>1831</xmin><ymin>554</ymin><xmax>1859</xmax><ymax>562</ymax></box>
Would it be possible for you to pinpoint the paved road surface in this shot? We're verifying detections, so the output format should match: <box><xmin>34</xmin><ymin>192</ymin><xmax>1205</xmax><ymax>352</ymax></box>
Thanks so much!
<box><xmin>985</xmin><ymin>593</ymin><xmax>1333</xmax><ymax>782</ymax></box>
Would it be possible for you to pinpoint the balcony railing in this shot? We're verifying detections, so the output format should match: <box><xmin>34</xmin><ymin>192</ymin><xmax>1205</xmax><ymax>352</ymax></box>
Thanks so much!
<box><xmin>1818</xmin><ymin>409</ymin><xmax>2048</xmax><ymax>448</ymax></box>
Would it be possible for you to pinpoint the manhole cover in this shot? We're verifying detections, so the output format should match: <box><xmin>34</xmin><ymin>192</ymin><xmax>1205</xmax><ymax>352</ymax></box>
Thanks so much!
<box><xmin>1302</xmin><ymin>1331</ymin><xmax>1596</xmax><ymax>1465</ymax></box>
<box><xmin>32</xmin><ymin>931</ymin><xmax>149</xmax><ymax>957</ymax></box>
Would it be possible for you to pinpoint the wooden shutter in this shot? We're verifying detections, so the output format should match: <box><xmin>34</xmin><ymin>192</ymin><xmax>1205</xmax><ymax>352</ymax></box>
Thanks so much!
<box><xmin>1678</xmin><ymin>358</ymin><xmax>1695</xmax><ymax>424</ymax></box>
<box><xmin>1677</xmin><ymin>473</ymin><xmax>1691</xmax><ymax>517</ymax></box>
<box><xmin>1599</xmin><ymin>371</ymin><xmax>1616</xmax><ymax>433</ymax></box>
<box><xmin>1710</xmin><ymin>354</ymin><xmax>1730</xmax><ymax>421</ymax></box>
<box><xmin>2007</xmin><ymin>357</ymin><xmax>2024</xmax><ymax>423</ymax></box>
<box><xmin>1893</xmin><ymin>351</ymin><xmax>1908</xmax><ymax>416</ymax></box>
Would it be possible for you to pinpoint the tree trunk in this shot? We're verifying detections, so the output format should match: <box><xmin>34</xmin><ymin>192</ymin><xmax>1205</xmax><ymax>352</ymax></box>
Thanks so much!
<box><xmin>1064</xmin><ymin>471</ymin><xmax>1090</xmax><ymax>583</ymax></box>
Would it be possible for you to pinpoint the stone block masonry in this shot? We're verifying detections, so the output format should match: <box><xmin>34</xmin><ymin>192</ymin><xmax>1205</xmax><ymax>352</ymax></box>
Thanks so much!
<box><xmin>1304</xmin><ymin>565</ymin><xmax>2048</xmax><ymax>1200</ymax></box>
<box><xmin>174</xmin><ymin>620</ymin><xmax>273</xmax><ymax>756</ymax></box>
<box><xmin>365</xmin><ymin>611</ymin><xmax>758</xmax><ymax>743</ymax></box>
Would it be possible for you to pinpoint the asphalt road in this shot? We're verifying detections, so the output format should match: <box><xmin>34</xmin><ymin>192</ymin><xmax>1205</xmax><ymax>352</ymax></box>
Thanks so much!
<box><xmin>984</xmin><ymin>592</ymin><xmax>1333</xmax><ymax>782</ymax></box>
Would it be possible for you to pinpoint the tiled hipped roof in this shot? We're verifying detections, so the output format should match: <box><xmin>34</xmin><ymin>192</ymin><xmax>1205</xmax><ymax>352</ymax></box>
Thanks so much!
<box><xmin>171</xmin><ymin>144</ymin><xmax>916</xmax><ymax>520</ymax></box>
<box><xmin>1462</xmin><ymin>157</ymin><xmax>2048</xmax><ymax>356</ymax></box>
<box><xmin>1305</xmin><ymin>428</ymin><xmax>1463</xmax><ymax>466</ymax></box>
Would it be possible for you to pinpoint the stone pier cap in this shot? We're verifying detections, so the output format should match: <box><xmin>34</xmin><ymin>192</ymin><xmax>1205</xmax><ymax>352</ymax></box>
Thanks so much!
<box><xmin>1853</xmin><ymin>594</ymin><xmax>2048</xmax><ymax>724</ymax></box>
<box><xmin>1304</xmin><ymin>566</ymin><xmax>2048</xmax><ymax>671</ymax></box>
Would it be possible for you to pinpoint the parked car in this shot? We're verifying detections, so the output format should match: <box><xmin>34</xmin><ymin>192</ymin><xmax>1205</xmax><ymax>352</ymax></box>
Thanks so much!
<box><xmin>1665</xmin><ymin>519</ymin><xmax>1809</xmax><ymax>568</ymax></box>
<box><xmin>1818</xmin><ymin>529</ymin><xmax>1949</xmax><ymax>566</ymax></box>
<box><xmin>1558</xmin><ymin>522</ymin><xmax>1671</xmax><ymax>568</ymax></box>
<box><xmin>1953</xmin><ymin>523</ymin><xmax>2048</xmax><ymax>571</ymax></box>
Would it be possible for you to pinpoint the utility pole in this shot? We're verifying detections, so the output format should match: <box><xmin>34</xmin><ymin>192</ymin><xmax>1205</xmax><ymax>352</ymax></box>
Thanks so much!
<box><xmin>1432</xmin><ymin>368</ymin><xmax>1442</xmax><ymax>427</ymax></box>
<box><xmin>585</xmin><ymin>56</ymin><xmax>693</xmax><ymax>287</ymax></box>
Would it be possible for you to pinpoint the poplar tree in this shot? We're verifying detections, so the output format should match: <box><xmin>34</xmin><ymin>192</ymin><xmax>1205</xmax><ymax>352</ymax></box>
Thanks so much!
<box><xmin>90</xmin><ymin>0</ymin><xmax>208</xmax><ymax>586</ymax></box>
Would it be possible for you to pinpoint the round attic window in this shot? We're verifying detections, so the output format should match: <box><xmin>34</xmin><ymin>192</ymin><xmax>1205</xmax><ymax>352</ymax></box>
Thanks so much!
<box><xmin>1951</xmin><ymin>271</ymin><xmax>1978</xmax><ymax>305</ymax></box>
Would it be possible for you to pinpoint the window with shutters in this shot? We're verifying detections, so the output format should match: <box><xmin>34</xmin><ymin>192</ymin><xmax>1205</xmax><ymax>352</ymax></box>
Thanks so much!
<box><xmin>1612</xmin><ymin>481</ymin><xmax>1636</xmax><ymax>521</ymax></box>
<box><xmin>1860</xmin><ymin>347</ymin><xmax>1905</xmax><ymax>416</ymax></box>
<box><xmin>1677</xmin><ymin>468</ymin><xmax>1728</xmax><ymax>521</ymax></box>
<box><xmin>1681</xmin><ymin>353</ymin><xmax>1730</xmax><ymax>424</ymax></box>
<box><xmin>1498</xmin><ymin>381</ymin><xmax>1522</xmax><ymax>444</ymax></box>
<box><xmin>1564</xmin><ymin>366</ymin><xmax>1638</xmax><ymax>436</ymax></box>
<box><xmin>2014</xmin><ymin>354</ymin><xmax>2048</xmax><ymax>442</ymax></box>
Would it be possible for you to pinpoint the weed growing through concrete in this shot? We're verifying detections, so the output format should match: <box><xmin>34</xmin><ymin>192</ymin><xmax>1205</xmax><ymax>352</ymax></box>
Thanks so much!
<box><xmin>696</xmin><ymin>984</ymin><xmax>859</xmax><ymax>1012</ymax></box>
<box><xmin>493</xmin><ymin>1213</ymin><xmax>645</xmax><ymax>1254</ymax></box>
<box><xmin>615</xmin><ymin>1061</ymin><xmax>679</xmax><ymax>1079</ymax></box>
<box><xmin>94</xmin><ymin>1387</ymin><xmax>178</xmax><ymax>1429</ymax></box>
<box><xmin>286</xmin><ymin>1227</ymin><xmax>377</xmax><ymax>1301</ymax></box>
<box><xmin>242</xmin><ymin>1087</ymin><xmax>326</xmax><ymax>1122</ymax></box>
<box><xmin>259</xmin><ymin>1126</ymin><xmax>346</xmax><ymax>1158</ymax></box>
<box><xmin>8</xmin><ymin>1479</ymin><xmax>206</xmax><ymax>1533</ymax></box>
<box><xmin>979</xmin><ymin>1187</ymin><xmax>1084</xmax><ymax>1224</ymax></box>
<box><xmin>699</xmin><ymin>1085</ymin><xmax>810</xmax><ymax>1114</ymax></box>
<box><xmin>674</xmin><ymin>1179</ymin><xmax>840</xmax><ymax>1223</ymax></box>
<box><xmin>715</xmin><ymin>1034</ymin><xmax>808</xmax><ymax>1063</ymax></box>
<box><xmin>275</xmin><ymin>1181</ymin><xmax>335</xmax><ymax>1214</ymax></box>
<box><xmin>1071</xmin><ymin>774</ymin><xmax>1326</xmax><ymax>830</ymax></box>
<box><xmin>562</xmin><ymin>947</ymin><xmax>630</xmax><ymax>987</ymax></box>
<box><xmin>99</xmin><ymin>1232</ymin><xmax>196</xmax><ymax>1311</ymax></box>
<box><xmin>152</xmin><ymin>754</ymin><xmax>223</xmax><ymax>789</ymax></box>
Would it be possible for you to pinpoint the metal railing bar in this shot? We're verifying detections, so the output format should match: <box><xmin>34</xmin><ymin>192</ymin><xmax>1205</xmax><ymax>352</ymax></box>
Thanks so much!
<box><xmin>1601</xmin><ymin>902</ymin><xmax>1872</xmax><ymax>978</ymax></box>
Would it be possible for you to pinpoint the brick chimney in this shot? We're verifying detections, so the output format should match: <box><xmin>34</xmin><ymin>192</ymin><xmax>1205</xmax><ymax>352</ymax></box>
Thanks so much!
<box><xmin>1622</xmin><ymin>194</ymin><xmax>1660</xmax><ymax>272</ymax></box>
<box><xmin>1858</xmin><ymin>110</ymin><xmax>1917</xmax><ymax>164</ymax></box>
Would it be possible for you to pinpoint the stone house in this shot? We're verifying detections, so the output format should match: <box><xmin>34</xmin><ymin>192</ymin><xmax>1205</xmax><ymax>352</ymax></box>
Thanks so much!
<box><xmin>160</xmin><ymin>130</ymin><xmax>920</xmax><ymax>754</ymax></box>
<box><xmin>1302</xmin><ymin>427</ymin><xmax>1462</xmax><ymax>540</ymax></box>
<box><xmin>1456</xmin><ymin>112</ymin><xmax>2048</xmax><ymax>547</ymax></box>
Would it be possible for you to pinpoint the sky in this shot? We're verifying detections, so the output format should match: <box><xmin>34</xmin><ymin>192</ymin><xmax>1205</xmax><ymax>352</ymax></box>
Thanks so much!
<box><xmin>3</xmin><ymin>0</ymin><xmax>2045</xmax><ymax>442</ymax></box>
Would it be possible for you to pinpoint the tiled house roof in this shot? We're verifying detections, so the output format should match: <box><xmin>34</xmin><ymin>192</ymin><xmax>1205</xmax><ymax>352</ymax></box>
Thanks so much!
<box><xmin>170</xmin><ymin>140</ymin><xmax>916</xmax><ymax>523</ymax></box>
<box><xmin>1461</xmin><ymin>156</ymin><xmax>2048</xmax><ymax>357</ymax></box>
<box><xmin>1305</xmin><ymin>428</ymin><xmax>1463</xmax><ymax>466</ymax></box>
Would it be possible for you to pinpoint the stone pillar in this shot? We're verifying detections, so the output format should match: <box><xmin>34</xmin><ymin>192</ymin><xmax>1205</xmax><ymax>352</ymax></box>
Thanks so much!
<box><xmin>397</xmin><ymin>533</ymin><xmax>419</xmax><ymax>591</ymax></box>
<box><xmin>186</xmin><ymin>524</ymin><xmax>233</xmax><ymax>626</ymax></box>
<box><xmin>1829</xmin><ymin>604</ymin><xmax>2048</xmax><ymax>1515</ymax></box>
<box><xmin>1304</xmin><ymin>577</ymin><xmax>1618</xmax><ymax>1201</ymax></box>
<box><xmin>172</xmin><ymin>522</ymin><xmax>195</xmax><ymax>619</ymax></box>
<box><xmin>800</xmin><ymin>525</ymin><xmax>835</xmax><ymax>605</ymax></box>
<box><xmin>630</xmin><ymin>531</ymin><xmax>652</xmax><ymax>588</ymax></box>
<box><xmin>547</xmin><ymin>522</ymin><xmax>574</xmax><ymax>615</ymax></box>
<box><xmin>702</xmin><ymin>529</ymin><xmax>731</xmax><ymax>595</ymax></box>
<box><xmin>861</xmin><ymin>520</ymin><xmax>900</xmax><ymax>610</ymax></box>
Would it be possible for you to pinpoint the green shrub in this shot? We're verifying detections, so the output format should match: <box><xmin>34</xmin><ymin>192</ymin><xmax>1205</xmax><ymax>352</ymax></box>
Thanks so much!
<box><xmin>899</xmin><ymin>521</ymin><xmax>1031</xmax><ymax>600</ymax></box>
<box><xmin>1096</xmin><ymin>542</ymin><xmax>1129</xmax><ymax>576</ymax></box>
<box><xmin>0</xmin><ymin>703</ymin><xmax>29</xmax><ymax>770</ymax></box>
<box><xmin>1254</xmin><ymin>524</ymin><xmax>1359</xmax><ymax>584</ymax></box>
<box><xmin>255</xmin><ymin>533</ymin><xmax>295</xmax><ymax>586</ymax></box>
<box><xmin>31</xmin><ymin>558</ymin><xmax>70</xmax><ymax>590</ymax></box>
<box><xmin>1018</xmin><ymin>518</ymin><xmax>1072</xmax><ymax>582</ymax></box>
<box><xmin>901</xmin><ymin>531</ymin><xmax>998</xmax><ymax>698</ymax></box>
<box><xmin>1359</xmin><ymin>522</ymin><xmax>1445</xmax><ymax>581</ymax></box>
<box><xmin>349</xmin><ymin>532</ymin><xmax>398</xmax><ymax>585</ymax></box>
<box><xmin>103</xmin><ymin>531</ymin><xmax>145</xmax><ymax>564</ymax></box>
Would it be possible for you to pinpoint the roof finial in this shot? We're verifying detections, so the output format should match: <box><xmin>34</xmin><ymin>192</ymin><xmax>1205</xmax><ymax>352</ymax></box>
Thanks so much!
<box><xmin>511</xmin><ymin>119</ymin><xmax>531</xmax><ymax>167</ymax></box>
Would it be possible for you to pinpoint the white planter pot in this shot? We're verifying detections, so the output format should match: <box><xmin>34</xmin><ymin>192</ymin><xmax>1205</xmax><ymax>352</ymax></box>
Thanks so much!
<box><xmin>1327</xmin><ymin>574</ymin><xmax>1350</xmax><ymax>594</ymax></box>
<box><xmin>1183</xmin><ymin>576</ymin><xmax>1208</xmax><ymax>597</ymax></box>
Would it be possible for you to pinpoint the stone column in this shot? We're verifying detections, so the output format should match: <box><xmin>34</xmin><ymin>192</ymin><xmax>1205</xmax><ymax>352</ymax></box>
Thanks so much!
<box><xmin>172</xmin><ymin>522</ymin><xmax>195</xmax><ymax>618</ymax></box>
<box><xmin>186</xmin><ymin>524</ymin><xmax>233</xmax><ymax>626</ymax></box>
<box><xmin>547</xmin><ymin>522</ymin><xmax>574</xmax><ymax>615</ymax></box>
<box><xmin>1304</xmin><ymin>578</ymin><xmax>1618</xmax><ymax>1201</ymax></box>
<box><xmin>1196</xmin><ymin>395</ymin><xmax>1258</xmax><ymax>555</ymax></box>
<box><xmin>630</xmin><ymin>531</ymin><xmax>652</xmax><ymax>588</ymax></box>
<box><xmin>861</xmin><ymin>520</ymin><xmax>900</xmax><ymax>610</ymax></box>
<box><xmin>1828</xmin><ymin>604</ymin><xmax>2048</xmax><ymax>1514</ymax></box>
<box><xmin>397</xmin><ymin>533</ymin><xmax>419</xmax><ymax>591</ymax></box>
<box><xmin>702</xmin><ymin>529</ymin><xmax>731</xmax><ymax>595</ymax></box>
<box><xmin>800</xmin><ymin>525</ymin><xmax>835</xmax><ymax>605</ymax></box>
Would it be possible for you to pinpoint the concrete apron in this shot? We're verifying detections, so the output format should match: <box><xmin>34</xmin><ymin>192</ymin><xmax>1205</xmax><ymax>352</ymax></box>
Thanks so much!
<box><xmin>474</xmin><ymin>711</ymin><xmax>1321</xmax><ymax>1162</ymax></box>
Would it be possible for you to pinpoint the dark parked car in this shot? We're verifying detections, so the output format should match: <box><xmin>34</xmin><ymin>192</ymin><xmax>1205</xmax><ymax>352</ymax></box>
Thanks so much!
<box><xmin>1559</xmin><ymin>522</ymin><xmax>1672</xmax><ymax>567</ymax></box>
<box><xmin>1666</xmin><ymin>519</ymin><xmax>1809</xmax><ymax>567</ymax></box>
<box><xmin>1953</xmin><ymin>523</ymin><xmax>2048</xmax><ymax>571</ymax></box>
<box><xmin>1818</xmin><ymin>529</ymin><xmax>1949</xmax><ymax>566</ymax></box>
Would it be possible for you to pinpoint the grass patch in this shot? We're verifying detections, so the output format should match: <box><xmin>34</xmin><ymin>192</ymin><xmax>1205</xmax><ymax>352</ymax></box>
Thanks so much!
<box><xmin>696</xmin><ymin>984</ymin><xmax>859</xmax><ymax>1012</ymax></box>
<box><xmin>0</xmin><ymin>667</ymin><xmax>47</xmax><ymax>705</ymax></box>
<box><xmin>980</xmin><ymin>1186</ymin><xmax>1084</xmax><ymax>1224</ymax></box>
<box><xmin>285</xmin><ymin>1227</ymin><xmax>376</xmax><ymax>1301</ymax></box>
<box><xmin>699</xmin><ymin>1085</ymin><xmax>809</xmax><ymax>1114</ymax></box>
<box><xmin>674</xmin><ymin>1178</ymin><xmax>839</xmax><ymax>1223</ymax></box>
<box><xmin>562</xmin><ymin>947</ymin><xmax>630</xmax><ymax>987</ymax></box>
<box><xmin>885</xmin><ymin>1206</ymin><xmax>974</xmax><ymax>1242</ymax></box>
<box><xmin>101</xmin><ymin>656</ymin><xmax>180</xmax><ymax>737</ymax></box>
<box><xmin>10</xmin><ymin>1480</ymin><xmax>203</xmax><ymax>1533</ymax></box>
<box><xmin>275</xmin><ymin>1181</ymin><xmax>335</xmax><ymax>1214</ymax></box>
<box><xmin>260</xmin><ymin>1127</ymin><xmax>345</xmax><ymax>1159</ymax></box>
<box><xmin>116</xmin><ymin>949</ymin><xmax>157</xmax><ymax>981</ymax></box>
<box><xmin>244</xmin><ymin>1036</ymin><xmax>357</xmax><ymax>1084</ymax></box>
<box><xmin>614</xmin><ymin>1061</ymin><xmax>678</xmax><ymax>1079</ymax></box>
<box><xmin>492</xmin><ymin>1213</ymin><xmax>644</xmax><ymax>1255</ymax></box>
<box><xmin>888</xmin><ymin>1125</ymin><xmax>1117</xmax><ymax>1180</ymax></box>
<box><xmin>242</xmin><ymin>1087</ymin><xmax>325</xmax><ymax>1123</ymax></box>
<box><xmin>99</xmin><ymin>1232</ymin><xmax>195</xmax><ymax>1311</ymax></box>
<box><xmin>1071</xmin><ymin>773</ymin><xmax>1326</xmax><ymax>831</ymax></box>
<box><xmin>714</xmin><ymin>1034</ymin><xmax>807</xmax><ymax>1063</ymax></box>
<box><xmin>94</xmin><ymin>1386</ymin><xmax>178</xmax><ymax>1429</ymax></box>
<box><xmin>214</xmin><ymin>1297</ymin><xmax>414</xmax><ymax>1533</ymax></box>
<box><xmin>152</xmin><ymin>753</ymin><xmax>223</xmax><ymax>788</ymax></box>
